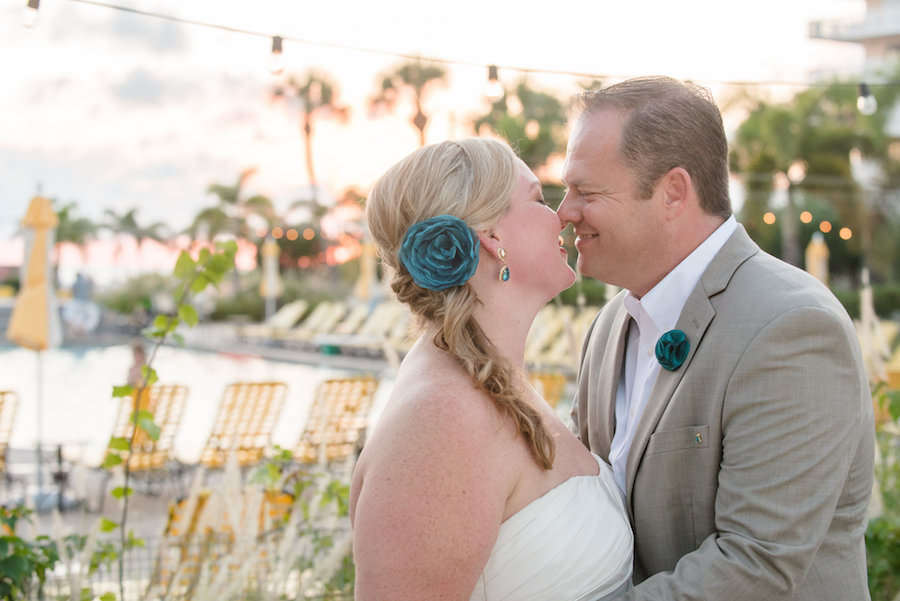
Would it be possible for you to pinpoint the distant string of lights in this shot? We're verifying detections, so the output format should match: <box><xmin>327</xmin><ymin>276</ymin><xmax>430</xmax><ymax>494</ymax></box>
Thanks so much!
<box><xmin>19</xmin><ymin>0</ymin><xmax>895</xmax><ymax>106</ymax></box>
<box><xmin>761</xmin><ymin>210</ymin><xmax>854</xmax><ymax>241</ymax></box>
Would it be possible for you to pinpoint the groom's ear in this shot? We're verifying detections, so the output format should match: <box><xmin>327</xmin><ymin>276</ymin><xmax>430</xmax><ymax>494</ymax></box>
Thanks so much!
<box><xmin>660</xmin><ymin>167</ymin><xmax>692</xmax><ymax>218</ymax></box>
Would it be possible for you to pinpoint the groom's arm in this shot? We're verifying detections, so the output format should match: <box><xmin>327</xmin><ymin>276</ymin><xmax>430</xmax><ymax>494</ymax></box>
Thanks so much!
<box><xmin>624</xmin><ymin>305</ymin><xmax>872</xmax><ymax>601</ymax></box>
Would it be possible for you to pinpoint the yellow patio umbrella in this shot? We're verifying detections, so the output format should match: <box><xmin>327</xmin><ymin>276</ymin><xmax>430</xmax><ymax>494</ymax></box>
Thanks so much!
<box><xmin>6</xmin><ymin>194</ymin><xmax>63</xmax><ymax>509</ymax></box>
<box><xmin>353</xmin><ymin>238</ymin><xmax>377</xmax><ymax>302</ymax></box>
<box><xmin>258</xmin><ymin>236</ymin><xmax>282</xmax><ymax>321</ymax></box>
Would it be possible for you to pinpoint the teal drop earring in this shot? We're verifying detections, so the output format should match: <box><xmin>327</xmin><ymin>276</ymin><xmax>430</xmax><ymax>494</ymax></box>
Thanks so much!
<box><xmin>498</xmin><ymin>248</ymin><xmax>510</xmax><ymax>282</ymax></box>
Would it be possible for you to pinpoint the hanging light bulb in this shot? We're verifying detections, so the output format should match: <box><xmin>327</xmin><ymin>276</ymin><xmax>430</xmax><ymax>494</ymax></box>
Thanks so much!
<box><xmin>24</xmin><ymin>0</ymin><xmax>39</xmax><ymax>28</ymax></box>
<box><xmin>269</xmin><ymin>35</ymin><xmax>284</xmax><ymax>75</ymax></box>
<box><xmin>857</xmin><ymin>82</ymin><xmax>877</xmax><ymax>116</ymax></box>
<box><xmin>484</xmin><ymin>65</ymin><xmax>504</xmax><ymax>102</ymax></box>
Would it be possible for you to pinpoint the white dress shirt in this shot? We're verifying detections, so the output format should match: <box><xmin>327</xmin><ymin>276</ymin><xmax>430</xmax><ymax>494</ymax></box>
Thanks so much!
<box><xmin>609</xmin><ymin>216</ymin><xmax>737</xmax><ymax>494</ymax></box>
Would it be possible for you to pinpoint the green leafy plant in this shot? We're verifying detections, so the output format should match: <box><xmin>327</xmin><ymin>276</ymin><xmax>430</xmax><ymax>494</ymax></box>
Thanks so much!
<box><xmin>0</xmin><ymin>506</ymin><xmax>58</xmax><ymax>601</ymax></box>
<box><xmin>1</xmin><ymin>504</ymin><xmax>147</xmax><ymax>601</ymax></box>
<box><xmin>246</xmin><ymin>448</ymin><xmax>355</xmax><ymax>598</ymax></box>
<box><xmin>867</xmin><ymin>382</ymin><xmax>900</xmax><ymax>601</ymax></box>
<box><xmin>8</xmin><ymin>240</ymin><xmax>358</xmax><ymax>600</ymax></box>
<box><xmin>101</xmin><ymin>241</ymin><xmax>237</xmax><ymax>601</ymax></box>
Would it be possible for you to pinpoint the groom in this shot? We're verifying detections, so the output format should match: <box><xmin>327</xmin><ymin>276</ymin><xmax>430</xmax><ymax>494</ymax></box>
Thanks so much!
<box><xmin>560</xmin><ymin>76</ymin><xmax>874</xmax><ymax>600</ymax></box>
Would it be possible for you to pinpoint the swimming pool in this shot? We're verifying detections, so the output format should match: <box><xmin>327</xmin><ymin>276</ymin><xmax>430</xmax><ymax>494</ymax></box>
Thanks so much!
<box><xmin>0</xmin><ymin>343</ymin><xmax>394</xmax><ymax>469</ymax></box>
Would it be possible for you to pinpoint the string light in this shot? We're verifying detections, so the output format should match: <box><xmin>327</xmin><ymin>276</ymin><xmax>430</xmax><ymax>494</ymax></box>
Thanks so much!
<box><xmin>763</xmin><ymin>212</ymin><xmax>777</xmax><ymax>225</ymax></box>
<box><xmin>65</xmin><ymin>0</ymin><xmax>900</xmax><ymax>92</ymax></box>
<box><xmin>839</xmin><ymin>227</ymin><xmax>853</xmax><ymax>240</ymax></box>
<box><xmin>857</xmin><ymin>82</ymin><xmax>877</xmax><ymax>115</ymax></box>
<box><xmin>269</xmin><ymin>35</ymin><xmax>284</xmax><ymax>75</ymax></box>
<box><xmin>484</xmin><ymin>65</ymin><xmax>504</xmax><ymax>101</ymax></box>
<box><xmin>24</xmin><ymin>0</ymin><xmax>39</xmax><ymax>28</ymax></box>
<box><xmin>819</xmin><ymin>221</ymin><xmax>833</xmax><ymax>233</ymax></box>
<box><xmin>800</xmin><ymin>211</ymin><xmax>813</xmax><ymax>224</ymax></box>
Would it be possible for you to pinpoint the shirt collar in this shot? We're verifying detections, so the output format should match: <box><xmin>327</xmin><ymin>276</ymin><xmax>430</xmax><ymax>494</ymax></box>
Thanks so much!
<box><xmin>626</xmin><ymin>215</ymin><xmax>737</xmax><ymax>334</ymax></box>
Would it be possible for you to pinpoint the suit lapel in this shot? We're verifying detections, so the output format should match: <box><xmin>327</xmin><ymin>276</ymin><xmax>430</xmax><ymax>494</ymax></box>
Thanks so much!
<box><xmin>624</xmin><ymin>290</ymin><xmax>715</xmax><ymax>508</ymax></box>
<box><xmin>591</xmin><ymin>306</ymin><xmax>631</xmax><ymax>459</ymax></box>
<box><xmin>623</xmin><ymin>226</ymin><xmax>760</xmax><ymax>510</ymax></box>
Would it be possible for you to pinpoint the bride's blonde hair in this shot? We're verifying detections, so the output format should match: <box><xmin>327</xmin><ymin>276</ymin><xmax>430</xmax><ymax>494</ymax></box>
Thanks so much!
<box><xmin>367</xmin><ymin>139</ymin><xmax>554</xmax><ymax>469</ymax></box>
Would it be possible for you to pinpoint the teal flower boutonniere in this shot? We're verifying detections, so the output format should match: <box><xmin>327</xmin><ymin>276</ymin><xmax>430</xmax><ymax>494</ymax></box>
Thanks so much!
<box><xmin>655</xmin><ymin>329</ymin><xmax>690</xmax><ymax>371</ymax></box>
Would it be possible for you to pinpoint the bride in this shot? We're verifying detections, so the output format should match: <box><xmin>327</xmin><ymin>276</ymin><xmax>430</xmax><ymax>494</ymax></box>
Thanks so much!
<box><xmin>350</xmin><ymin>138</ymin><xmax>633</xmax><ymax>601</ymax></box>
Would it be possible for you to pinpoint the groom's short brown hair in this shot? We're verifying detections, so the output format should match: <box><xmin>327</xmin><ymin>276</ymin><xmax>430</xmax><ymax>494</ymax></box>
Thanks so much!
<box><xmin>576</xmin><ymin>76</ymin><xmax>732</xmax><ymax>219</ymax></box>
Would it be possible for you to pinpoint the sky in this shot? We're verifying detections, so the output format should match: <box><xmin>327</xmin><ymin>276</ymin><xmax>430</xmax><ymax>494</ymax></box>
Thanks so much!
<box><xmin>0</xmin><ymin>0</ymin><xmax>868</xmax><ymax>243</ymax></box>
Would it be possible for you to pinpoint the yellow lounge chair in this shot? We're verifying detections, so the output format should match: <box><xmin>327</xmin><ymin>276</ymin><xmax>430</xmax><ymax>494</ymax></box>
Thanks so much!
<box><xmin>527</xmin><ymin>371</ymin><xmax>568</xmax><ymax>408</ymax></box>
<box><xmin>526</xmin><ymin>305</ymin><xmax>575</xmax><ymax>364</ymax></box>
<box><xmin>332</xmin><ymin>303</ymin><xmax>372</xmax><ymax>336</ymax></box>
<box><xmin>198</xmin><ymin>382</ymin><xmax>288</xmax><ymax>469</ymax></box>
<box><xmin>150</xmin><ymin>486</ymin><xmax>294</xmax><ymax>598</ymax></box>
<box><xmin>347</xmin><ymin>301</ymin><xmax>411</xmax><ymax>357</ymax></box>
<box><xmin>97</xmin><ymin>384</ymin><xmax>189</xmax><ymax>509</ymax></box>
<box><xmin>539</xmin><ymin>305</ymin><xmax>601</xmax><ymax>367</ymax></box>
<box><xmin>237</xmin><ymin>299</ymin><xmax>309</xmax><ymax>341</ymax></box>
<box><xmin>271</xmin><ymin>300</ymin><xmax>335</xmax><ymax>345</ymax></box>
<box><xmin>278</xmin><ymin>301</ymin><xmax>350</xmax><ymax>347</ymax></box>
<box><xmin>293</xmin><ymin>376</ymin><xmax>379</xmax><ymax>465</ymax></box>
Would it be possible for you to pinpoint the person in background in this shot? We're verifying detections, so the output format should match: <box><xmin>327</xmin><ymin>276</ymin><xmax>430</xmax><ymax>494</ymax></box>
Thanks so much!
<box><xmin>127</xmin><ymin>341</ymin><xmax>147</xmax><ymax>388</ymax></box>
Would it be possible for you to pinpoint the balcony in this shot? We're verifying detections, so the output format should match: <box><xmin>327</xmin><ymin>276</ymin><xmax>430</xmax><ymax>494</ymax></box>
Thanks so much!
<box><xmin>810</xmin><ymin>6</ymin><xmax>900</xmax><ymax>42</ymax></box>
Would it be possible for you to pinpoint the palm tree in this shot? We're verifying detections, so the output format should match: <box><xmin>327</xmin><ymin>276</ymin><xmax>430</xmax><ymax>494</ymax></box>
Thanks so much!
<box><xmin>730</xmin><ymin>79</ymin><xmax>900</xmax><ymax>278</ymax></box>
<box><xmin>474</xmin><ymin>79</ymin><xmax>567</xmax><ymax>172</ymax></box>
<box><xmin>371</xmin><ymin>60</ymin><xmax>447</xmax><ymax>147</ymax></box>
<box><xmin>35</xmin><ymin>199</ymin><xmax>98</xmax><ymax>287</ymax></box>
<box><xmin>272</xmin><ymin>70</ymin><xmax>347</xmax><ymax>216</ymax></box>
<box><xmin>731</xmin><ymin>87</ymin><xmax>848</xmax><ymax>268</ymax></box>
<box><xmin>102</xmin><ymin>208</ymin><xmax>168</xmax><ymax>277</ymax></box>
<box><xmin>54</xmin><ymin>200</ymin><xmax>97</xmax><ymax>259</ymax></box>
<box><xmin>202</xmin><ymin>168</ymin><xmax>276</xmax><ymax>241</ymax></box>
<box><xmin>188</xmin><ymin>169</ymin><xmax>277</xmax><ymax>291</ymax></box>
<box><xmin>184</xmin><ymin>206</ymin><xmax>232</xmax><ymax>242</ymax></box>
<box><xmin>103</xmin><ymin>208</ymin><xmax>167</xmax><ymax>247</ymax></box>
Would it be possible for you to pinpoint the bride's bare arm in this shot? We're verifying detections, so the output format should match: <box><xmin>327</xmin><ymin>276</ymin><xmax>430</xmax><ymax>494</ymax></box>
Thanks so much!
<box><xmin>350</xmin><ymin>382</ymin><xmax>516</xmax><ymax>601</ymax></box>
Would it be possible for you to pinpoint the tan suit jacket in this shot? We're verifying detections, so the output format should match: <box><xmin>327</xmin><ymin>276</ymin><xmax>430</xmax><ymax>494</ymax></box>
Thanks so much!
<box><xmin>571</xmin><ymin>226</ymin><xmax>874</xmax><ymax>600</ymax></box>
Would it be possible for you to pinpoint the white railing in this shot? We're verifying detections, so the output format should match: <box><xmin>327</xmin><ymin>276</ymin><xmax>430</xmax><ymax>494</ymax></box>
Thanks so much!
<box><xmin>810</xmin><ymin>6</ymin><xmax>900</xmax><ymax>42</ymax></box>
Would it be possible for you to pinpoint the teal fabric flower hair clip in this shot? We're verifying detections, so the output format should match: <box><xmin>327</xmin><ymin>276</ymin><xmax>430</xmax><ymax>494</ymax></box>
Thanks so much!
<box><xmin>399</xmin><ymin>215</ymin><xmax>480</xmax><ymax>291</ymax></box>
<box><xmin>655</xmin><ymin>329</ymin><xmax>690</xmax><ymax>371</ymax></box>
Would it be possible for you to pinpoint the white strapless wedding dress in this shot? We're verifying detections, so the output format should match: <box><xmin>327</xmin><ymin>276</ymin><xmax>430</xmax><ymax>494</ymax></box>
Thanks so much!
<box><xmin>470</xmin><ymin>454</ymin><xmax>633</xmax><ymax>601</ymax></box>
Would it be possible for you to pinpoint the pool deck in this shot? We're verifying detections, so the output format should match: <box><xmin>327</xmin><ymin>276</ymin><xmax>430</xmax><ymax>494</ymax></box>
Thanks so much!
<box><xmin>1</xmin><ymin>310</ymin><xmax>396</xmax><ymax>540</ymax></box>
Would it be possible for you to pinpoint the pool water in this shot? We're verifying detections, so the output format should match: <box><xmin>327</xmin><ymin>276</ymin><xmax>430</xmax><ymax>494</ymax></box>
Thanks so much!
<box><xmin>0</xmin><ymin>344</ymin><xmax>391</xmax><ymax>468</ymax></box>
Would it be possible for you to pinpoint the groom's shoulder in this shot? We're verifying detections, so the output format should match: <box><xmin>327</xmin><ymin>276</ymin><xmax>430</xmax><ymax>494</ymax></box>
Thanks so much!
<box><xmin>722</xmin><ymin>249</ymin><xmax>848</xmax><ymax>320</ymax></box>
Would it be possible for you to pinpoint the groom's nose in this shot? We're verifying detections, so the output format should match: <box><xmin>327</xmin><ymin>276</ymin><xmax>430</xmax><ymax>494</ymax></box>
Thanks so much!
<box><xmin>556</xmin><ymin>191</ymin><xmax>578</xmax><ymax>226</ymax></box>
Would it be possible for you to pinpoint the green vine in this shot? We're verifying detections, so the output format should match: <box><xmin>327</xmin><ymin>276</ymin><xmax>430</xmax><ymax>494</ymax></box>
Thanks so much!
<box><xmin>100</xmin><ymin>241</ymin><xmax>237</xmax><ymax>601</ymax></box>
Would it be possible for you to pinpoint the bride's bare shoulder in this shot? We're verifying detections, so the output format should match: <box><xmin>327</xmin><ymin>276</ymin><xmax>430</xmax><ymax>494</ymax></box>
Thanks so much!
<box><xmin>361</xmin><ymin>349</ymin><xmax>514</xmax><ymax>470</ymax></box>
<box><xmin>396</xmin><ymin>361</ymin><xmax>506</xmax><ymax>440</ymax></box>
